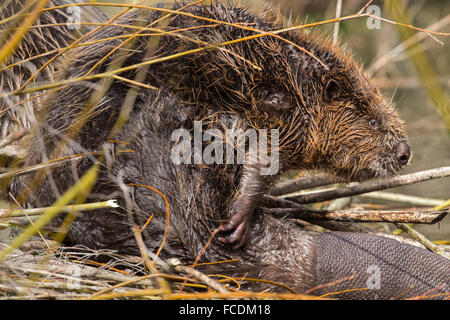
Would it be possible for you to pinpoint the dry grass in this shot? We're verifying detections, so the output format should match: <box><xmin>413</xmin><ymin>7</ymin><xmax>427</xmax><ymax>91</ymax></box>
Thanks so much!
<box><xmin>0</xmin><ymin>0</ymin><xmax>448</xmax><ymax>300</ymax></box>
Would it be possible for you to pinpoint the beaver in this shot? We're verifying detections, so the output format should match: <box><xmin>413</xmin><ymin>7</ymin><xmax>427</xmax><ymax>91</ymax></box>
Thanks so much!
<box><xmin>3</xmin><ymin>1</ymin><xmax>449</xmax><ymax>299</ymax></box>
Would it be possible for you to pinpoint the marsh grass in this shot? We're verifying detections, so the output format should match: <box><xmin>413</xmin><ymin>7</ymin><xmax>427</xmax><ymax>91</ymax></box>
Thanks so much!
<box><xmin>0</xmin><ymin>0</ymin><xmax>448</xmax><ymax>300</ymax></box>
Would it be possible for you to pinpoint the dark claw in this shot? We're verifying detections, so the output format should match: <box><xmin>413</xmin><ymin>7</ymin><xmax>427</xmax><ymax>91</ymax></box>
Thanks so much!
<box><xmin>219</xmin><ymin>197</ymin><xmax>255</xmax><ymax>248</ymax></box>
<box><xmin>230</xmin><ymin>222</ymin><xmax>249</xmax><ymax>249</ymax></box>
<box><xmin>219</xmin><ymin>221</ymin><xmax>249</xmax><ymax>249</ymax></box>
<box><xmin>220</xmin><ymin>209</ymin><xmax>245</xmax><ymax>232</ymax></box>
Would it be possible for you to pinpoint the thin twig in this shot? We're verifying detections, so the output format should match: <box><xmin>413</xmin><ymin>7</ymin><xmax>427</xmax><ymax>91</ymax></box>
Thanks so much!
<box><xmin>359</xmin><ymin>191</ymin><xmax>445</xmax><ymax>207</ymax></box>
<box><xmin>164</xmin><ymin>291</ymin><xmax>324</xmax><ymax>300</ymax></box>
<box><xmin>0</xmin><ymin>149</ymin><xmax>132</xmax><ymax>181</ymax></box>
<box><xmin>174</xmin><ymin>264</ymin><xmax>229</xmax><ymax>293</ymax></box>
<box><xmin>39</xmin><ymin>3</ymin><xmax>450</xmax><ymax>36</ymax></box>
<box><xmin>368</xmin><ymin>14</ymin><xmax>450</xmax><ymax>75</ymax></box>
<box><xmin>4</xmin><ymin>4</ymin><xmax>448</xmax><ymax>99</ymax></box>
<box><xmin>263</xmin><ymin>195</ymin><xmax>373</xmax><ymax>233</ymax></box>
<box><xmin>128</xmin><ymin>184</ymin><xmax>171</xmax><ymax>261</ymax></box>
<box><xmin>131</xmin><ymin>225</ymin><xmax>170</xmax><ymax>293</ymax></box>
<box><xmin>0</xmin><ymin>128</ymin><xmax>29</xmax><ymax>149</ymax></box>
<box><xmin>285</xmin><ymin>167</ymin><xmax>450</xmax><ymax>204</ymax></box>
<box><xmin>357</xmin><ymin>0</ymin><xmax>374</xmax><ymax>15</ymax></box>
<box><xmin>0</xmin><ymin>164</ymin><xmax>99</xmax><ymax>263</ymax></box>
<box><xmin>333</xmin><ymin>0</ymin><xmax>343</xmax><ymax>44</ymax></box>
<box><xmin>0</xmin><ymin>200</ymin><xmax>118</xmax><ymax>218</ymax></box>
<box><xmin>394</xmin><ymin>223</ymin><xmax>450</xmax><ymax>259</ymax></box>
<box><xmin>270</xmin><ymin>173</ymin><xmax>337</xmax><ymax>196</ymax></box>
<box><xmin>261</xmin><ymin>207</ymin><xmax>448</xmax><ymax>224</ymax></box>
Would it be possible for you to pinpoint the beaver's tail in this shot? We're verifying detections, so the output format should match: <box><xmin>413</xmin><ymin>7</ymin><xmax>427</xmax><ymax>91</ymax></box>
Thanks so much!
<box><xmin>313</xmin><ymin>231</ymin><xmax>449</xmax><ymax>299</ymax></box>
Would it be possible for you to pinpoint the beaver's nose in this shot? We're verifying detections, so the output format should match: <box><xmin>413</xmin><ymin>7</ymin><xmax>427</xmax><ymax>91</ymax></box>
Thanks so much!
<box><xmin>396</xmin><ymin>140</ymin><xmax>411</xmax><ymax>166</ymax></box>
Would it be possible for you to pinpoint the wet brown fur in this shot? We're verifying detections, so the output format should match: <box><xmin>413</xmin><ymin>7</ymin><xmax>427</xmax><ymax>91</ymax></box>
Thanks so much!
<box><xmin>4</xmin><ymin>0</ymin><xmax>407</xmax><ymax>259</ymax></box>
<box><xmin>1</xmin><ymin>1</ymin><xmax>407</xmax><ymax>178</ymax></box>
<box><xmin>3</xmin><ymin>1</ymin><xmax>447</xmax><ymax>299</ymax></box>
<box><xmin>0</xmin><ymin>0</ymin><xmax>107</xmax><ymax>155</ymax></box>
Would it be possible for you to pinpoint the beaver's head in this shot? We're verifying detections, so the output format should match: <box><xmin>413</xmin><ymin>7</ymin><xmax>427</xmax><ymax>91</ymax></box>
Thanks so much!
<box><xmin>151</xmin><ymin>4</ymin><xmax>411</xmax><ymax>182</ymax></box>
<box><xmin>241</xmin><ymin>33</ymin><xmax>411</xmax><ymax>181</ymax></box>
<box><xmin>301</xmin><ymin>64</ymin><xmax>411</xmax><ymax>181</ymax></box>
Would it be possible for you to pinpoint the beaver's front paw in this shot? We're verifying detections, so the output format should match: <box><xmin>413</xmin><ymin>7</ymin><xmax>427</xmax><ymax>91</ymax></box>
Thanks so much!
<box><xmin>218</xmin><ymin>197</ymin><xmax>256</xmax><ymax>249</ymax></box>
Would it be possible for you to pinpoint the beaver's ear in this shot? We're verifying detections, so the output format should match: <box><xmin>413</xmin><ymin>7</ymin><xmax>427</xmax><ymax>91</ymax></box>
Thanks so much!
<box><xmin>324</xmin><ymin>79</ymin><xmax>342</xmax><ymax>102</ymax></box>
<box><xmin>259</xmin><ymin>92</ymin><xmax>290</xmax><ymax>113</ymax></box>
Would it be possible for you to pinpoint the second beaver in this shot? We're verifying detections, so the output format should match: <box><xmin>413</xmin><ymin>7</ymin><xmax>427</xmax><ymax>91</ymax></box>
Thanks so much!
<box><xmin>6</xmin><ymin>1</ymin><xmax>448</xmax><ymax>298</ymax></box>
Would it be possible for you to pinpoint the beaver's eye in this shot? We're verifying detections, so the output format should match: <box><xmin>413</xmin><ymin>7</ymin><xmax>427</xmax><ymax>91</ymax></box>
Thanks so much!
<box><xmin>369</xmin><ymin>119</ymin><xmax>379</xmax><ymax>129</ymax></box>
<box><xmin>260</xmin><ymin>93</ymin><xmax>290</xmax><ymax>112</ymax></box>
